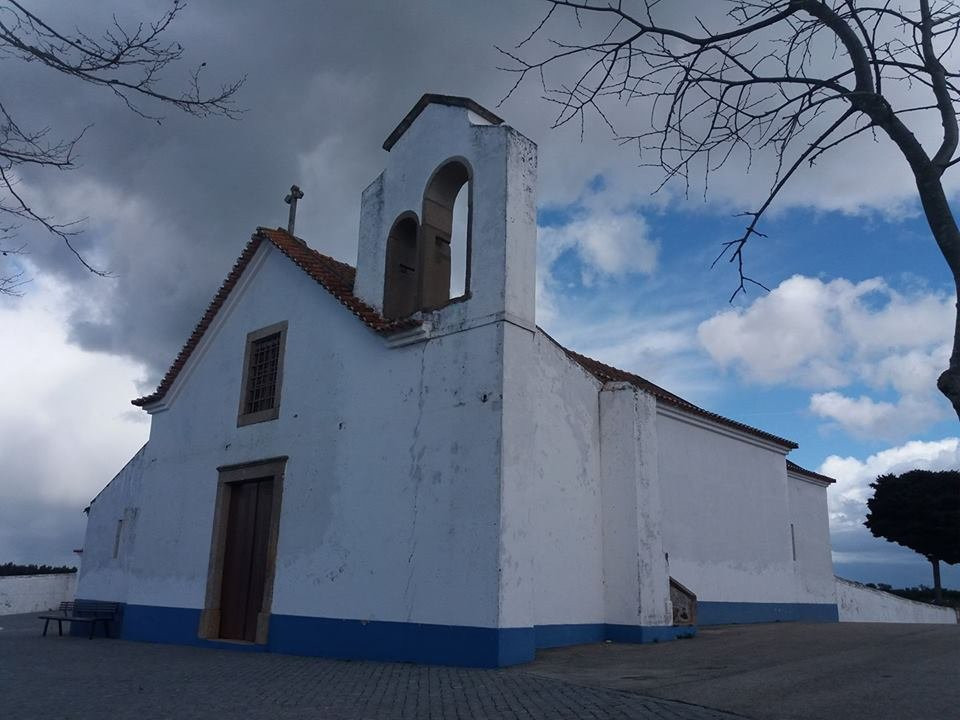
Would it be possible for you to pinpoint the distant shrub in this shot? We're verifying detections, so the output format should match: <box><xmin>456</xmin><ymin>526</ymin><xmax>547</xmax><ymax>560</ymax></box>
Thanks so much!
<box><xmin>864</xmin><ymin>583</ymin><xmax>960</xmax><ymax>609</ymax></box>
<box><xmin>0</xmin><ymin>562</ymin><xmax>77</xmax><ymax>576</ymax></box>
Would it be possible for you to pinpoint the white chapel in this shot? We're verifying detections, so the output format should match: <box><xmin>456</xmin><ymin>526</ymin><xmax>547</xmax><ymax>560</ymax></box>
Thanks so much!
<box><xmin>76</xmin><ymin>95</ymin><xmax>838</xmax><ymax>667</ymax></box>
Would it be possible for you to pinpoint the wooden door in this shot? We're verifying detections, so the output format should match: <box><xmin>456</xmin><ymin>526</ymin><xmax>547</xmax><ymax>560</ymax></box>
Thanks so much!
<box><xmin>219</xmin><ymin>478</ymin><xmax>274</xmax><ymax>641</ymax></box>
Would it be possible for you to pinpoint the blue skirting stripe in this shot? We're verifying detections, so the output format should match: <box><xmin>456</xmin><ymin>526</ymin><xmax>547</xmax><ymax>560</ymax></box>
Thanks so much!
<box><xmin>535</xmin><ymin>623</ymin><xmax>605</xmax><ymax>648</ymax></box>
<box><xmin>270</xmin><ymin>614</ymin><xmax>535</xmax><ymax>667</ymax></box>
<box><xmin>605</xmin><ymin>624</ymin><xmax>697</xmax><ymax>643</ymax></box>
<box><xmin>122</xmin><ymin>603</ymin><xmax>269</xmax><ymax>652</ymax></box>
<box><xmin>123</xmin><ymin>604</ymin><xmax>200</xmax><ymax>644</ymax></box>
<box><xmin>698</xmin><ymin>601</ymin><xmax>839</xmax><ymax>625</ymax></box>
<box><xmin>534</xmin><ymin>623</ymin><xmax>695</xmax><ymax>648</ymax></box>
<box><xmin>78</xmin><ymin>599</ymin><xmax>698</xmax><ymax>667</ymax></box>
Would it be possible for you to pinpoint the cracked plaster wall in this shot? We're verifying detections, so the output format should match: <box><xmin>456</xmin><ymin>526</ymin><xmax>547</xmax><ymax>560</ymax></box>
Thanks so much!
<box><xmin>523</xmin><ymin>333</ymin><xmax>605</xmax><ymax>627</ymax></box>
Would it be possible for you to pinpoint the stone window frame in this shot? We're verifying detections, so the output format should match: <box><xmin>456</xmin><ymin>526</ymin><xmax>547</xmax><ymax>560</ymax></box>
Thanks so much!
<box><xmin>237</xmin><ymin>321</ymin><xmax>288</xmax><ymax>427</ymax></box>
<box><xmin>198</xmin><ymin>456</ymin><xmax>287</xmax><ymax>645</ymax></box>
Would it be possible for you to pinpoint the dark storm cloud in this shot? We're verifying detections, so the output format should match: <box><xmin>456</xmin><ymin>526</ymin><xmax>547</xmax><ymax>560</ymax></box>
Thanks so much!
<box><xmin>0</xmin><ymin>496</ymin><xmax>85</xmax><ymax>568</ymax></box>
<box><xmin>6</xmin><ymin>0</ymin><xmax>553</xmax><ymax>380</ymax></box>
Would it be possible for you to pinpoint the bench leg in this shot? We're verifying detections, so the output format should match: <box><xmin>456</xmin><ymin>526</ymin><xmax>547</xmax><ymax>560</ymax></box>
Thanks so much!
<box><xmin>59</xmin><ymin>619</ymin><xmax>64</xmax><ymax>637</ymax></box>
<box><xmin>42</xmin><ymin>618</ymin><xmax>50</xmax><ymax>637</ymax></box>
<box><xmin>89</xmin><ymin>620</ymin><xmax>95</xmax><ymax>640</ymax></box>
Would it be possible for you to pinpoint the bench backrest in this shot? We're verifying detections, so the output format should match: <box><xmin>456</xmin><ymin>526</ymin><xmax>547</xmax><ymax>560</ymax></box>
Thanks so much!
<box><xmin>59</xmin><ymin>601</ymin><xmax>121</xmax><ymax>617</ymax></box>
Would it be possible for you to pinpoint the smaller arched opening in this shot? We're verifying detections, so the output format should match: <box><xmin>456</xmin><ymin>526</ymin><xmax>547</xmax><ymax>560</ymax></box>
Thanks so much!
<box><xmin>420</xmin><ymin>159</ymin><xmax>471</xmax><ymax>311</ymax></box>
<box><xmin>383</xmin><ymin>213</ymin><xmax>420</xmax><ymax>320</ymax></box>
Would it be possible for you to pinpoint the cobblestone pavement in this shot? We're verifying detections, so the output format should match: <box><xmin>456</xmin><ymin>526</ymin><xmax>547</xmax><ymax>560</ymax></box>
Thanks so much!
<box><xmin>1</xmin><ymin>613</ymin><xmax>742</xmax><ymax>720</ymax></box>
<box><xmin>527</xmin><ymin>622</ymin><xmax>960</xmax><ymax>720</ymax></box>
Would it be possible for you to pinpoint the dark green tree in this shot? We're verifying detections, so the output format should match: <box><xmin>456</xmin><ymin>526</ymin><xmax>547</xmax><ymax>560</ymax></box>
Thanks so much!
<box><xmin>864</xmin><ymin>470</ymin><xmax>960</xmax><ymax>602</ymax></box>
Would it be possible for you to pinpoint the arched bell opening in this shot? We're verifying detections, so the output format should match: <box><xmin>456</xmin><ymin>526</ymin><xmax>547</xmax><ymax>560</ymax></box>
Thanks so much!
<box><xmin>420</xmin><ymin>159</ymin><xmax>472</xmax><ymax>311</ymax></box>
<box><xmin>383</xmin><ymin>213</ymin><xmax>420</xmax><ymax>320</ymax></box>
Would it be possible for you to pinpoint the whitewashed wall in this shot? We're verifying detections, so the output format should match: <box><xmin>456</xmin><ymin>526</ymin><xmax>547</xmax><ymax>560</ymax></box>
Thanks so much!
<box><xmin>0</xmin><ymin>573</ymin><xmax>76</xmax><ymax>615</ymax></box>
<box><xmin>657</xmin><ymin>410</ymin><xmax>799</xmax><ymax>603</ymax></box>
<box><xmin>836</xmin><ymin>578</ymin><xmax>958</xmax><ymax>624</ymax></box>
<box><xmin>787</xmin><ymin>473</ymin><xmax>836</xmax><ymax>605</ymax></box>
<box><xmin>80</xmin><ymin>242</ymin><xmax>509</xmax><ymax>629</ymax></box>
<box><xmin>80</xmin><ymin>444</ymin><xmax>147</xmax><ymax>603</ymax></box>
<box><xmin>599</xmin><ymin>383</ymin><xmax>672</xmax><ymax>627</ymax></box>
<box><xmin>526</xmin><ymin>334</ymin><xmax>604</xmax><ymax>626</ymax></box>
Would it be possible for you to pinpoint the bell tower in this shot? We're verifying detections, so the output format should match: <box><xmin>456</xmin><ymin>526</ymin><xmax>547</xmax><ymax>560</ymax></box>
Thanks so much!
<box><xmin>354</xmin><ymin>94</ymin><xmax>537</xmax><ymax>331</ymax></box>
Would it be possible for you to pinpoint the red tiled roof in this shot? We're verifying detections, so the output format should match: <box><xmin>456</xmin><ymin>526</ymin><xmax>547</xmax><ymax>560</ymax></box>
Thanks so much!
<box><xmin>135</xmin><ymin>226</ymin><xmax>799</xmax><ymax>454</ymax></box>
<box><xmin>786</xmin><ymin>460</ymin><xmax>836</xmax><ymax>484</ymax></box>
<box><xmin>132</xmin><ymin>227</ymin><xmax>417</xmax><ymax>407</ymax></box>
<box><xmin>556</xmin><ymin>342</ymin><xmax>798</xmax><ymax>450</ymax></box>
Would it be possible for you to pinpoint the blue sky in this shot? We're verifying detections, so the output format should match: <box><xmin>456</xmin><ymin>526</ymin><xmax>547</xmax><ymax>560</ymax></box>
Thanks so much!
<box><xmin>0</xmin><ymin>0</ymin><xmax>956</xmax><ymax>591</ymax></box>
<box><xmin>535</xmin><ymin>176</ymin><xmax>959</xmax><ymax>588</ymax></box>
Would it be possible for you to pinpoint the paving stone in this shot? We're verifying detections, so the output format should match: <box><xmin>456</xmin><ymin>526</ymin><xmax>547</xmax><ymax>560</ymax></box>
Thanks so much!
<box><xmin>0</xmin><ymin>613</ymin><xmax>741</xmax><ymax>720</ymax></box>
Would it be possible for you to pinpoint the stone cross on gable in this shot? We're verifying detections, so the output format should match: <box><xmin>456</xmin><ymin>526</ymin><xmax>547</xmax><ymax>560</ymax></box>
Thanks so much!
<box><xmin>284</xmin><ymin>184</ymin><xmax>304</xmax><ymax>235</ymax></box>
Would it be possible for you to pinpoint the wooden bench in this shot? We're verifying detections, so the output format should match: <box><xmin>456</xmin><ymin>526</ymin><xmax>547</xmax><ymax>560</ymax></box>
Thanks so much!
<box><xmin>38</xmin><ymin>601</ymin><xmax>120</xmax><ymax>639</ymax></box>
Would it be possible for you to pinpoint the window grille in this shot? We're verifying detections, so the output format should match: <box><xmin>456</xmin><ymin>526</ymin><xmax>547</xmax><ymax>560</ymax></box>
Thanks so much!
<box><xmin>244</xmin><ymin>332</ymin><xmax>281</xmax><ymax>414</ymax></box>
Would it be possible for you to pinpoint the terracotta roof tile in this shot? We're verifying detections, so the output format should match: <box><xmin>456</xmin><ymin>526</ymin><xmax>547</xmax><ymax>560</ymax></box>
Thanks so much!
<box><xmin>786</xmin><ymin>459</ymin><xmax>836</xmax><ymax>484</ymax></box>
<box><xmin>134</xmin><ymin>226</ymin><xmax>801</xmax><ymax>455</ymax></box>
<box><xmin>132</xmin><ymin>227</ymin><xmax>417</xmax><ymax>407</ymax></box>
<box><xmin>555</xmin><ymin>341</ymin><xmax>798</xmax><ymax>450</ymax></box>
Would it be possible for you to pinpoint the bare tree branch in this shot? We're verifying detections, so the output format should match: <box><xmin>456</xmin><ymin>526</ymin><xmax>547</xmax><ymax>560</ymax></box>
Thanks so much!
<box><xmin>505</xmin><ymin>0</ymin><xmax>960</xmax><ymax>419</ymax></box>
<box><xmin>0</xmin><ymin>0</ymin><xmax>244</xmax><ymax>293</ymax></box>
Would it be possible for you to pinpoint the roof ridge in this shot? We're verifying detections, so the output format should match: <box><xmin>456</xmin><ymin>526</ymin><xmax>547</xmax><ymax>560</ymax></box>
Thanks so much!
<box><xmin>786</xmin><ymin>459</ymin><xmax>836</xmax><ymax>484</ymax></box>
<box><xmin>542</xmin><ymin>329</ymin><xmax>797</xmax><ymax>450</ymax></box>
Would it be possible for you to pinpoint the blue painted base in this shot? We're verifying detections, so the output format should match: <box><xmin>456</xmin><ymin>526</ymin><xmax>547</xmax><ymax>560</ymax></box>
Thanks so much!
<box><xmin>78</xmin><ymin>599</ymin><xmax>696</xmax><ymax>667</ymax></box>
<box><xmin>271</xmin><ymin>614</ymin><xmax>534</xmax><ymax>667</ymax></box>
<box><xmin>698</xmin><ymin>601</ymin><xmax>839</xmax><ymax>625</ymax></box>
<box><xmin>534</xmin><ymin>623</ymin><xmax>695</xmax><ymax>648</ymax></box>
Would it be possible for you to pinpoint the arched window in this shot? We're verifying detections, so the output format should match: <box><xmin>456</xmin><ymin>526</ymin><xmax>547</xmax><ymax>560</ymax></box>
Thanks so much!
<box><xmin>383</xmin><ymin>214</ymin><xmax>420</xmax><ymax>320</ymax></box>
<box><xmin>450</xmin><ymin>182</ymin><xmax>469</xmax><ymax>298</ymax></box>
<box><xmin>420</xmin><ymin>159</ymin><xmax>471</xmax><ymax>310</ymax></box>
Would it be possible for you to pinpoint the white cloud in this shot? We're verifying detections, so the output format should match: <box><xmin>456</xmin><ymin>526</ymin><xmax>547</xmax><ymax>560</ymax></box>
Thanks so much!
<box><xmin>864</xmin><ymin>346</ymin><xmax>952</xmax><ymax>396</ymax></box>
<box><xmin>698</xmin><ymin>275</ymin><xmax>848</xmax><ymax>385</ymax></box>
<box><xmin>0</xmin><ymin>276</ymin><xmax>149</xmax><ymax>510</ymax></box>
<box><xmin>698</xmin><ymin>274</ymin><xmax>954</xmax><ymax>438</ymax></box>
<box><xmin>820</xmin><ymin>437</ymin><xmax>960</xmax><ymax>531</ymax></box>
<box><xmin>539</xmin><ymin>209</ymin><xmax>659</xmax><ymax>280</ymax></box>
<box><xmin>535</xmin><ymin>191</ymin><xmax>680</xmax><ymax>387</ymax></box>
<box><xmin>538</xmin><ymin>295</ymin><xmax>719</xmax><ymax>402</ymax></box>
<box><xmin>578</xmin><ymin>212</ymin><xmax>658</xmax><ymax>276</ymax></box>
<box><xmin>809</xmin><ymin>392</ymin><xmax>943</xmax><ymax>439</ymax></box>
<box><xmin>809</xmin><ymin>393</ymin><xmax>896</xmax><ymax>437</ymax></box>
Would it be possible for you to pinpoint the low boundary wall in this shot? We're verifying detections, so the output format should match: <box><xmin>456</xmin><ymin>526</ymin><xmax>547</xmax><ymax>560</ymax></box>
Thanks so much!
<box><xmin>836</xmin><ymin>577</ymin><xmax>957</xmax><ymax>624</ymax></box>
<box><xmin>0</xmin><ymin>573</ymin><xmax>77</xmax><ymax>615</ymax></box>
